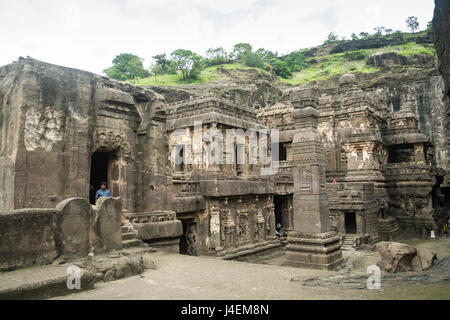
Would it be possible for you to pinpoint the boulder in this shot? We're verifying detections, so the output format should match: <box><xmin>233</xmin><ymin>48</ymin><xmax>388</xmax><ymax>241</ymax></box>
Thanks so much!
<box><xmin>416</xmin><ymin>248</ymin><xmax>438</xmax><ymax>271</ymax></box>
<box><xmin>367</xmin><ymin>52</ymin><xmax>407</xmax><ymax>68</ymax></box>
<box><xmin>377</xmin><ymin>242</ymin><xmax>438</xmax><ymax>273</ymax></box>
<box><xmin>377</xmin><ymin>242</ymin><xmax>417</xmax><ymax>273</ymax></box>
<box><xmin>338</xmin><ymin>74</ymin><xmax>357</xmax><ymax>86</ymax></box>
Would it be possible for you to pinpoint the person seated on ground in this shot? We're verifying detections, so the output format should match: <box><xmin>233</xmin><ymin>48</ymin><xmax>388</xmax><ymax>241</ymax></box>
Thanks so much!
<box><xmin>276</xmin><ymin>223</ymin><xmax>283</xmax><ymax>238</ymax></box>
<box><xmin>95</xmin><ymin>182</ymin><xmax>111</xmax><ymax>203</ymax></box>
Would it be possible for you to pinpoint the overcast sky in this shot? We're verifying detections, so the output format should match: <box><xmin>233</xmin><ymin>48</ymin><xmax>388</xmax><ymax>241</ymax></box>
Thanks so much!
<box><xmin>0</xmin><ymin>0</ymin><xmax>435</xmax><ymax>75</ymax></box>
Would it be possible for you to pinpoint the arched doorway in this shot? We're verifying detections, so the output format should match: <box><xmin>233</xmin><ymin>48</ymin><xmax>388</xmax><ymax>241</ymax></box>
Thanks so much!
<box><xmin>345</xmin><ymin>212</ymin><xmax>357</xmax><ymax>234</ymax></box>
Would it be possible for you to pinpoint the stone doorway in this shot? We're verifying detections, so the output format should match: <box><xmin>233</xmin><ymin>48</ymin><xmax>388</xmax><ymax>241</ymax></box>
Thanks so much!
<box><xmin>179</xmin><ymin>219</ymin><xmax>198</xmax><ymax>256</ymax></box>
<box><xmin>89</xmin><ymin>151</ymin><xmax>116</xmax><ymax>205</ymax></box>
<box><xmin>274</xmin><ymin>195</ymin><xmax>292</xmax><ymax>231</ymax></box>
<box><xmin>345</xmin><ymin>212</ymin><xmax>357</xmax><ymax>234</ymax></box>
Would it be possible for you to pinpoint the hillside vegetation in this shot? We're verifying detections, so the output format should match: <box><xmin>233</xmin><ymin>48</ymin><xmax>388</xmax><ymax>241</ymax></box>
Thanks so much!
<box><xmin>131</xmin><ymin>40</ymin><xmax>435</xmax><ymax>87</ymax></box>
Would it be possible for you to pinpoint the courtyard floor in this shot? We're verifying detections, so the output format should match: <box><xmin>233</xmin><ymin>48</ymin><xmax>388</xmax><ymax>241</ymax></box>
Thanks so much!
<box><xmin>55</xmin><ymin>237</ymin><xmax>450</xmax><ymax>300</ymax></box>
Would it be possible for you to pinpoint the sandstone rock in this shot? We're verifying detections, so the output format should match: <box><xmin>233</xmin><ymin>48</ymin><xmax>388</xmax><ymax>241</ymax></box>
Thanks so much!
<box><xmin>433</xmin><ymin>0</ymin><xmax>450</xmax><ymax>98</ymax></box>
<box><xmin>338</xmin><ymin>74</ymin><xmax>357</xmax><ymax>86</ymax></box>
<box><xmin>95</xmin><ymin>197</ymin><xmax>123</xmax><ymax>252</ymax></box>
<box><xmin>377</xmin><ymin>242</ymin><xmax>438</xmax><ymax>273</ymax></box>
<box><xmin>115</xmin><ymin>257</ymin><xmax>134</xmax><ymax>279</ymax></box>
<box><xmin>143</xmin><ymin>256</ymin><xmax>158</xmax><ymax>270</ymax></box>
<box><xmin>128</xmin><ymin>256</ymin><xmax>145</xmax><ymax>274</ymax></box>
<box><xmin>367</xmin><ymin>52</ymin><xmax>407</xmax><ymax>68</ymax></box>
<box><xmin>104</xmin><ymin>269</ymin><xmax>116</xmax><ymax>282</ymax></box>
<box><xmin>411</xmin><ymin>255</ymin><xmax>423</xmax><ymax>272</ymax></box>
<box><xmin>378</xmin><ymin>242</ymin><xmax>417</xmax><ymax>273</ymax></box>
<box><xmin>416</xmin><ymin>249</ymin><xmax>438</xmax><ymax>271</ymax></box>
<box><xmin>94</xmin><ymin>272</ymin><xmax>105</xmax><ymax>282</ymax></box>
<box><xmin>55</xmin><ymin>198</ymin><xmax>92</xmax><ymax>259</ymax></box>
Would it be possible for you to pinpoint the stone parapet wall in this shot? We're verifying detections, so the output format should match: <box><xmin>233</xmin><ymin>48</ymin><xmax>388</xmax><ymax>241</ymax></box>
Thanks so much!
<box><xmin>0</xmin><ymin>198</ymin><xmax>123</xmax><ymax>271</ymax></box>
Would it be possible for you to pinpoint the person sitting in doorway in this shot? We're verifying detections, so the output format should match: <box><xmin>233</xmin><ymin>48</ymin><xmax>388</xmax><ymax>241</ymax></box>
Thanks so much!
<box><xmin>276</xmin><ymin>223</ymin><xmax>283</xmax><ymax>238</ymax></box>
<box><xmin>95</xmin><ymin>182</ymin><xmax>111</xmax><ymax>203</ymax></box>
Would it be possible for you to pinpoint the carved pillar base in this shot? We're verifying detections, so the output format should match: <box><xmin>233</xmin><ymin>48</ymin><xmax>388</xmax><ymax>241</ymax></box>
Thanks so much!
<box><xmin>284</xmin><ymin>231</ymin><xmax>343</xmax><ymax>270</ymax></box>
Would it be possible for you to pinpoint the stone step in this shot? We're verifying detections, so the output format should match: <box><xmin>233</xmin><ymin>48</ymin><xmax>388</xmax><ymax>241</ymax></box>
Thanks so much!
<box><xmin>122</xmin><ymin>232</ymin><xmax>137</xmax><ymax>241</ymax></box>
<box><xmin>121</xmin><ymin>225</ymin><xmax>131</xmax><ymax>233</ymax></box>
<box><xmin>122</xmin><ymin>239</ymin><xmax>143</xmax><ymax>249</ymax></box>
<box><xmin>0</xmin><ymin>266</ymin><xmax>95</xmax><ymax>300</ymax></box>
<box><xmin>342</xmin><ymin>235</ymin><xmax>356</xmax><ymax>247</ymax></box>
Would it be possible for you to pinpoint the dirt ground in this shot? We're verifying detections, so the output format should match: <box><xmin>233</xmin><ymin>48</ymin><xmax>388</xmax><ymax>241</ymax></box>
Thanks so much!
<box><xmin>56</xmin><ymin>237</ymin><xmax>450</xmax><ymax>300</ymax></box>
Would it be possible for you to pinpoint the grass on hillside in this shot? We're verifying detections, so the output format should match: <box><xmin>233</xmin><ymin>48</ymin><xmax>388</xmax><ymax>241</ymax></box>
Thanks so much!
<box><xmin>130</xmin><ymin>63</ymin><xmax>270</xmax><ymax>86</ymax></box>
<box><xmin>278</xmin><ymin>42</ymin><xmax>436</xmax><ymax>85</ymax></box>
<box><xmin>131</xmin><ymin>42</ymin><xmax>436</xmax><ymax>87</ymax></box>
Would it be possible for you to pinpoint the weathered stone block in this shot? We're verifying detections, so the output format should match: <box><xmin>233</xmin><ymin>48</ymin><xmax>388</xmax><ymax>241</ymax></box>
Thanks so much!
<box><xmin>95</xmin><ymin>197</ymin><xmax>123</xmax><ymax>252</ymax></box>
<box><xmin>55</xmin><ymin>198</ymin><xmax>92</xmax><ymax>259</ymax></box>
<box><xmin>0</xmin><ymin>209</ymin><xmax>59</xmax><ymax>271</ymax></box>
<box><xmin>134</xmin><ymin>220</ymin><xmax>183</xmax><ymax>241</ymax></box>
<box><xmin>284</xmin><ymin>232</ymin><xmax>343</xmax><ymax>270</ymax></box>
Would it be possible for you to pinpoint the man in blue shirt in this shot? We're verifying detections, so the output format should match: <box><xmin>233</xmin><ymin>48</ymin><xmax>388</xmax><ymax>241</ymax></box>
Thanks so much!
<box><xmin>95</xmin><ymin>182</ymin><xmax>111</xmax><ymax>202</ymax></box>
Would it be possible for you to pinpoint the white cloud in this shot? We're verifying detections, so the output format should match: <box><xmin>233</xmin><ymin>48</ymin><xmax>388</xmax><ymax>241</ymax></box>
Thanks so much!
<box><xmin>0</xmin><ymin>0</ymin><xmax>436</xmax><ymax>75</ymax></box>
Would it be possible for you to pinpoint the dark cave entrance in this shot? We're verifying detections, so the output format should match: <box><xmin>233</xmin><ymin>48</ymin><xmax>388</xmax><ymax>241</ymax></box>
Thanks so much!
<box><xmin>278</xmin><ymin>143</ymin><xmax>287</xmax><ymax>161</ymax></box>
<box><xmin>179</xmin><ymin>218</ymin><xmax>197</xmax><ymax>256</ymax></box>
<box><xmin>89</xmin><ymin>151</ymin><xmax>110</xmax><ymax>205</ymax></box>
<box><xmin>345</xmin><ymin>212</ymin><xmax>357</xmax><ymax>234</ymax></box>
<box><xmin>274</xmin><ymin>195</ymin><xmax>292</xmax><ymax>232</ymax></box>
<box><xmin>274</xmin><ymin>196</ymin><xmax>284</xmax><ymax>228</ymax></box>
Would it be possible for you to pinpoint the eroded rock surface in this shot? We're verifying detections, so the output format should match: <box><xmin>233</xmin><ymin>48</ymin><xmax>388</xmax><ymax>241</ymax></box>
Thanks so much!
<box><xmin>377</xmin><ymin>242</ymin><xmax>437</xmax><ymax>273</ymax></box>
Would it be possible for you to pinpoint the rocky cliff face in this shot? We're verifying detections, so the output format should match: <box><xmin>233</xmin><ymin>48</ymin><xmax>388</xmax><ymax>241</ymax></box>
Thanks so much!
<box><xmin>0</xmin><ymin>57</ymin><xmax>171</xmax><ymax>212</ymax></box>
<box><xmin>433</xmin><ymin>0</ymin><xmax>450</xmax><ymax>188</ymax></box>
<box><xmin>433</xmin><ymin>0</ymin><xmax>450</xmax><ymax>98</ymax></box>
<box><xmin>146</xmin><ymin>67</ymin><xmax>283</xmax><ymax>109</ymax></box>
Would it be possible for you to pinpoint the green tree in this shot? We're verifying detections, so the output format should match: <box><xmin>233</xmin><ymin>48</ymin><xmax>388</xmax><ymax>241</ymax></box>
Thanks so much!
<box><xmin>152</xmin><ymin>53</ymin><xmax>177</xmax><ymax>74</ymax></box>
<box><xmin>392</xmin><ymin>30</ymin><xmax>404</xmax><ymax>40</ymax></box>
<box><xmin>351</xmin><ymin>33</ymin><xmax>359</xmax><ymax>41</ymax></box>
<box><xmin>231</xmin><ymin>43</ymin><xmax>253</xmax><ymax>60</ymax></box>
<box><xmin>406</xmin><ymin>16</ymin><xmax>419</xmax><ymax>33</ymax></box>
<box><xmin>426</xmin><ymin>21</ymin><xmax>433</xmax><ymax>32</ymax></box>
<box><xmin>241</xmin><ymin>51</ymin><xmax>265</xmax><ymax>68</ymax></box>
<box><xmin>104</xmin><ymin>53</ymin><xmax>150</xmax><ymax>81</ymax></box>
<box><xmin>373</xmin><ymin>26</ymin><xmax>385</xmax><ymax>36</ymax></box>
<box><xmin>324</xmin><ymin>32</ymin><xmax>339</xmax><ymax>44</ymax></box>
<box><xmin>150</xmin><ymin>63</ymin><xmax>162</xmax><ymax>81</ymax></box>
<box><xmin>359</xmin><ymin>32</ymin><xmax>370</xmax><ymax>39</ymax></box>
<box><xmin>255</xmin><ymin>48</ymin><xmax>277</xmax><ymax>62</ymax></box>
<box><xmin>269</xmin><ymin>58</ymin><xmax>291</xmax><ymax>78</ymax></box>
<box><xmin>284</xmin><ymin>50</ymin><xmax>306</xmax><ymax>72</ymax></box>
<box><xmin>205</xmin><ymin>47</ymin><xmax>229</xmax><ymax>66</ymax></box>
<box><xmin>171</xmin><ymin>49</ymin><xmax>204</xmax><ymax>81</ymax></box>
<box><xmin>385</xmin><ymin>28</ymin><xmax>393</xmax><ymax>35</ymax></box>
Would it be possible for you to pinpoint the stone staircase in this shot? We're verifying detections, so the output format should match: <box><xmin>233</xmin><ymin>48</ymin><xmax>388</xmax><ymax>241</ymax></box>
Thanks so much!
<box><xmin>342</xmin><ymin>234</ymin><xmax>356</xmax><ymax>248</ymax></box>
<box><xmin>121</xmin><ymin>224</ymin><xmax>145</xmax><ymax>249</ymax></box>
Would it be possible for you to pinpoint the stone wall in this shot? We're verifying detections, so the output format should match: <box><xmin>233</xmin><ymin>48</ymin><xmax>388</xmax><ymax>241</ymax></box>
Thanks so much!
<box><xmin>0</xmin><ymin>57</ymin><xmax>170</xmax><ymax>213</ymax></box>
<box><xmin>0</xmin><ymin>209</ymin><xmax>59</xmax><ymax>270</ymax></box>
<box><xmin>432</xmin><ymin>0</ymin><xmax>450</xmax><ymax>230</ymax></box>
<box><xmin>258</xmin><ymin>68</ymin><xmax>442</xmax><ymax>237</ymax></box>
<box><xmin>0</xmin><ymin>197</ymin><xmax>123</xmax><ymax>271</ymax></box>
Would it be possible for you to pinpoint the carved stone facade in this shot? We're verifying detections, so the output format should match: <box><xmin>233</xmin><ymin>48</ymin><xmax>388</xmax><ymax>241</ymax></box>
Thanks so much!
<box><xmin>0</xmin><ymin>53</ymin><xmax>449</xmax><ymax>270</ymax></box>
<box><xmin>259</xmin><ymin>71</ymin><xmax>445</xmax><ymax>240</ymax></box>
<box><xmin>166</xmin><ymin>97</ymin><xmax>279</xmax><ymax>258</ymax></box>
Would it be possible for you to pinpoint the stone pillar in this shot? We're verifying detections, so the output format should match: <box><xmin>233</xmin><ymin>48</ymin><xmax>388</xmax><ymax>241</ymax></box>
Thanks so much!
<box><xmin>209</xmin><ymin>202</ymin><xmax>222</xmax><ymax>251</ymax></box>
<box><xmin>284</xmin><ymin>85</ymin><xmax>343</xmax><ymax>270</ymax></box>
